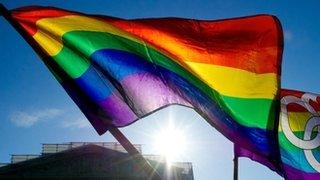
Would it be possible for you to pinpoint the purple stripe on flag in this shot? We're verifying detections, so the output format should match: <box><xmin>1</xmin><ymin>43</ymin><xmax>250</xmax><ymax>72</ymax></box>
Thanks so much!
<box><xmin>121</xmin><ymin>72</ymin><xmax>191</xmax><ymax>113</ymax></box>
<box><xmin>99</xmin><ymin>94</ymin><xmax>137</xmax><ymax>126</ymax></box>
<box><xmin>283</xmin><ymin>164</ymin><xmax>320</xmax><ymax>179</ymax></box>
<box><xmin>98</xmin><ymin>73</ymin><xmax>190</xmax><ymax>126</ymax></box>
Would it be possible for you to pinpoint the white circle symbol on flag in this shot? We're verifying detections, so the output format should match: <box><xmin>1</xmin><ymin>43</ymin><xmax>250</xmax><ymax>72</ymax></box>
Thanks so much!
<box><xmin>280</xmin><ymin>93</ymin><xmax>320</xmax><ymax>172</ymax></box>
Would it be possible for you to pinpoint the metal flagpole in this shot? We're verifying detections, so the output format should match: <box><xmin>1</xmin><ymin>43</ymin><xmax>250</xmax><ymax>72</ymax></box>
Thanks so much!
<box><xmin>108</xmin><ymin>126</ymin><xmax>161</xmax><ymax>179</ymax></box>
<box><xmin>233</xmin><ymin>151</ymin><xmax>239</xmax><ymax>180</ymax></box>
<box><xmin>0</xmin><ymin>4</ymin><xmax>161</xmax><ymax>179</ymax></box>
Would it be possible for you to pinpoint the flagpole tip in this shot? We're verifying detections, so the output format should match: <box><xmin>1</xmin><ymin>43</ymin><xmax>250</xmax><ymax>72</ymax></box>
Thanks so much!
<box><xmin>0</xmin><ymin>4</ymin><xmax>5</xmax><ymax>16</ymax></box>
<box><xmin>0</xmin><ymin>4</ymin><xmax>9</xmax><ymax>17</ymax></box>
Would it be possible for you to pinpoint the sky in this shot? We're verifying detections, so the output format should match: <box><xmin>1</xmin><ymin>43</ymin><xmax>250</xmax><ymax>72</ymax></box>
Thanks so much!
<box><xmin>0</xmin><ymin>0</ymin><xmax>320</xmax><ymax>179</ymax></box>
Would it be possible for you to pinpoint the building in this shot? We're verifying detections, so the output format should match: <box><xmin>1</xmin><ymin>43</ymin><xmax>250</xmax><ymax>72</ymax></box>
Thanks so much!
<box><xmin>0</xmin><ymin>142</ymin><xmax>193</xmax><ymax>179</ymax></box>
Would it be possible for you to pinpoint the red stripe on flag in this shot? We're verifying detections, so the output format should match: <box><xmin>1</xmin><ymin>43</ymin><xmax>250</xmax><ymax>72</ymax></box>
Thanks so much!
<box><xmin>11</xmin><ymin>6</ymin><xmax>74</xmax><ymax>35</ymax></box>
<box><xmin>282</xmin><ymin>89</ymin><xmax>320</xmax><ymax>112</ymax></box>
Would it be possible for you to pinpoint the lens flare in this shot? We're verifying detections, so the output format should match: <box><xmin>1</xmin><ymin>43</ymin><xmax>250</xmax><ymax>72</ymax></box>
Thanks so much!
<box><xmin>153</xmin><ymin>123</ymin><xmax>187</xmax><ymax>163</ymax></box>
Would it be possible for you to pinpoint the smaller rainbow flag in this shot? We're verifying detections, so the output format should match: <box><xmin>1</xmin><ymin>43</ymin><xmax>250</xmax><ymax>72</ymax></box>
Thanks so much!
<box><xmin>235</xmin><ymin>89</ymin><xmax>320</xmax><ymax>179</ymax></box>
<box><xmin>280</xmin><ymin>89</ymin><xmax>320</xmax><ymax>179</ymax></box>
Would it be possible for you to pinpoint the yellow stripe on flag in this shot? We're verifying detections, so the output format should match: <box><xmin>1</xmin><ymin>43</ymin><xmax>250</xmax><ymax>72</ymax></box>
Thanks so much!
<box><xmin>185</xmin><ymin>61</ymin><xmax>278</xmax><ymax>99</ymax></box>
<box><xmin>279</xmin><ymin>111</ymin><xmax>317</xmax><ymax>132</ymax></box>
<box><xmin>33</xmin><ymin>15</ymin><xmax>142</xmax><ymax>56</ymax></box>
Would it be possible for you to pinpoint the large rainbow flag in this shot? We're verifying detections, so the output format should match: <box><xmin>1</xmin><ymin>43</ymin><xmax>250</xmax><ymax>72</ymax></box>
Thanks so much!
<box><xmin>235</xmin><ymin>89</ymin><xmax>320</xmax><ymax>179</ymax></box>
<box><xmin>10</xmin><ymin>6</ymin><xmax>283</xmax><ymax>160</ymax></box>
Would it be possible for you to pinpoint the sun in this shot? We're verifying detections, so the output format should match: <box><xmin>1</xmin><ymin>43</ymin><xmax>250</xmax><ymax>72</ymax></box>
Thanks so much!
<box><xmin>152</xmin><ymin>123</ymin><xmax>187</xmax><ymax>164</ymax></box>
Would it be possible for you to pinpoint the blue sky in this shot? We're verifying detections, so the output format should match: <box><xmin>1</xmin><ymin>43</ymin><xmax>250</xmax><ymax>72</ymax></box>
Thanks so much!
<box><xmin>0</xmin><ymin>0</ymin><xmax>319</xmax><ymax>179</ymax></box>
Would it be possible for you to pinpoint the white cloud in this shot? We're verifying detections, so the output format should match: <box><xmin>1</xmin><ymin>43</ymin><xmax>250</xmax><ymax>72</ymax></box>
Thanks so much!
<box><xmin>61</xmin><ymin>117</ymin><xmax>90</xmax><ymax>129</ymax></box>
<box><xmin>9</xmin><ymin>108</ymin><xmax>90</xmax><ymax>129</ymax></box>
<box><xmin>10</xmin><ymin>108</ymin><xmax>63</xmax><ymax>127</ymax></box>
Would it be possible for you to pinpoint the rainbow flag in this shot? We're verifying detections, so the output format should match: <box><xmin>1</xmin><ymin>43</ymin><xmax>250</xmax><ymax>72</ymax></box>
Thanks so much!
<box><xmin>11</xmin><ymin>6</ymin><xmax>283</xmax><ymax>159</ymax></box>
<box><xmin>279</xmin><ymin>89</ymin><xmax>320</xmax><ymax>179</ymax></box>
<box><xmin>235</xmin><ymin>89</ymin><xmax>320</xmax><ymax>179</ymax></box>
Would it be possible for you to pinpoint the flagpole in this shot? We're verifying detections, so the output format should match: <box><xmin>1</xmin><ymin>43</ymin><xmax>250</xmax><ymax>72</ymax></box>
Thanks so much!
<box><xmin>233</xmin><ymin>154</ymin><xmax>239</xmax><ymax>180</ymax></box>
<box><xmin>0</xmin><ymin>4</ymin><xmax>160</xmax><ymax>179</ymax></box>
<box><xmin>108</xmin><ymin>126</ymin><xmax>161</xmax><ymax>179</ymax></box>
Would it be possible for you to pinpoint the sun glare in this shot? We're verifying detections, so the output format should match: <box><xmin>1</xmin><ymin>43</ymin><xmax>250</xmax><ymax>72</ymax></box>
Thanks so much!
<box><xmin>153</xmin><ymin>123</ymin><xmax>187</xmax><ymax>163</ymax></box>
